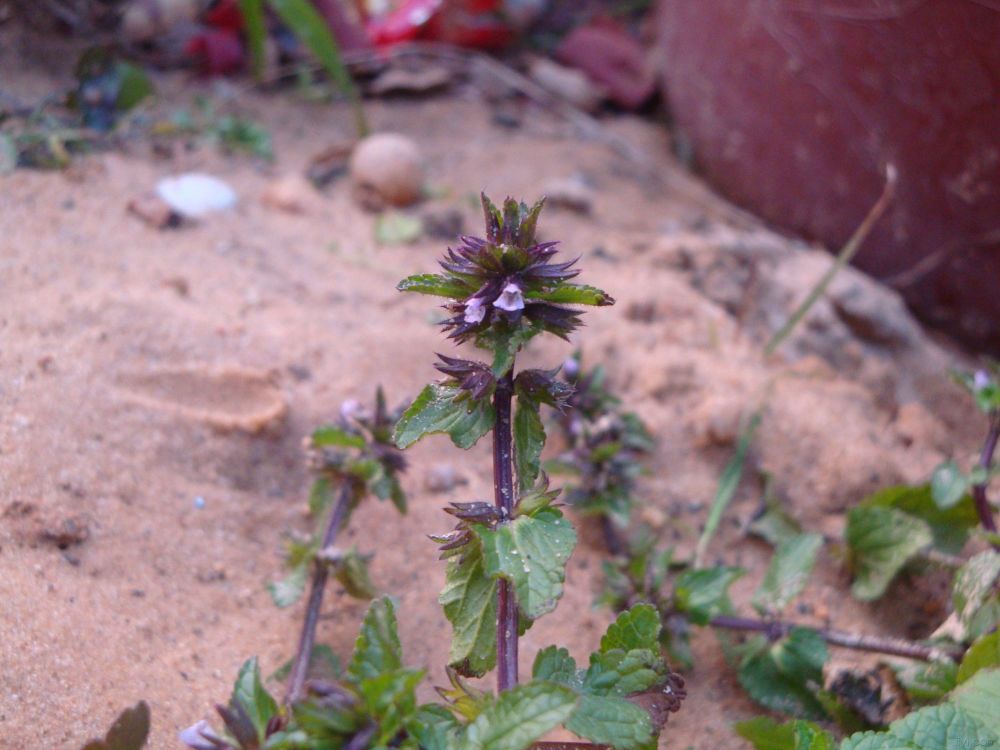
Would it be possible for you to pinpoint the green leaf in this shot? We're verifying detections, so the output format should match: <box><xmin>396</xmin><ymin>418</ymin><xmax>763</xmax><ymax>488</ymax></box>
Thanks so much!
<box><xmin>673</xmin><ymin>566</ymin><xmax>745</xmax><ymax>625</ymax></box>
<box><xmin>394</xmin><ymin>384</ymin><xmax>494</xmax><ymax>449</ymax></box>
<box><xmin>957</xmin><ymin>632</ymin><xmax>1000</xmax><ymax>684</ymax></box>
<box><xmin>308</xmin><ymin>476</ymin><xmax>333</xmax><ymax>517</ymax></box>
<box><xmin>267</xmin><ymin>0</ymin><xmax>366</xmax><ymax>134</ymax></box>
<box><xmin>735</xmin><ymin>717</ymin><xmax>796</xmax><ymax>750</ymax></box>
<box><xmin>349</xmin><ymin>596</ymin><xmax>403</xmax><ymax>681</ymax></box>
<box><xmin>457</xmin><ymin>681</ymin><xmax>578</xmax><ymax>750</ymax></box>
<box><xmin>754</xmin><ymin>533</ymin><xmax>823</xmax><ymax>614</ymax></box>
<box><xmin>891</xmin><ymin>661</ymin><xmax>958</xmax><ymax>704</ymax></box>
<box><xmin>840</xmin><ymin>731</ymin><xmax>920</xmax><ymax>750</ymax></box>
<box><xmin>738</xmin><ymin>628</ymin><xmax>829</xmax><ymax>720</ymax></box>
<box><xmin>375</xmin><ymin>212</ymin><xmax>424</xmax><ymax>245</ymax></box>
<box><xmin>600</xmin><ymin>603</ymin><xmax>662</xmax><ymax>653</ymax></box>
<box><xmin>846</xmin><ymin>506</ymin><xmax>933</xmax><ymax>601</ymax></box>
<box><xmin>532</xmin><ymin>646</ymin><xmax>579</xmax><ymax>686</ymax></box>
<box><xmin>952</xmin><ymin>551</ymin><xmax>1000</xmax><ymax>637</ymax></box>
<box><xmin>440</xmin><ymin>538</ymin><xmax>497</xmax><ymax>676</ymax></box>
<box><xmin>479</xmin><ymin>322</ymin><xmax>543</xmax><ymax>377</ymax></box>
<box><xmin>863</xmin><ymin>485</ymin><xmax>978</xmax><ymax>554</ymax></box>
<box><xmin>81</xmin><ymin>701</ymin><xmax>151</xmax><ymax>750</ymax></box>
<box><xmin>397</xmin><ymin>273</ymin><xmax>470</xmax><ymax>298</ymax></box>
<box><xmin>115</xmin><ymin>62</ymin><xmax>154</xmax><ymax>112</ymax></box>
<box><xmin>513</xmin><ymin>397</ymin><xmax>545</xmax><ymax>493</ymax></box>
<box><xmin>332</xmin><ymin>547</ymin><xmax>377</xmax><ymax>599</ymax></box>
<box><xmin>949</xmin><ymin>669</ymin><xmax>1000</xmax><ymax>736</ymax></box>
<box><xmin>749</xmin><ymin>502</ymin><xmax>803</xmax><ymax>548</ymax></box>
<box><xmin>476</xmin><ymin>507</ymin><xmax>577</xmax><ymax>620</ymax></box>
<box><xmin>239</xmin><ymin>0</ymin><xmax>266</xmax><ymax>79</ymax></box>
<box><xmin>525</xmin><ymin>284</ymin><xmax>613</xmax><ymax>306</ymax></box>
<box><xmin>409</xmin><ymin>705</ymin><xmax>461</xmax><ymax>750</ymax></box>
<box><xmin>583</xmin><ymin>648</ymin><xmax>665</xmax><ymax>697</ymax></box>
<box><xmin>794</xmin><ymin>721</ymin><xmax>836</xmax><ymax>750</ymax></box>
<box><xmin>931</xmin><ymin>462</ymin><xmax>969</xmax><ymax>510</ymax></box>
<box><xmin>565</xmin><ymin>694</ymin><xmax>652</xmax><ymax>750</ymax></box>
<box><xmin>695</xmin><ymin>408</ymin><xmax>762</xmax><ymax>567</ymax></box>
<box><xmin>230</xmin><ymin>657</ymin><xmax>279</xmax><ymax>741</ymax></box>
<box><xmin>268</xmin><ymin>563</ymin><xmax>309</xmax><ymax>608</ymax></box>
<box><xmin>888</xmin><ymin>702</ymin><xmax>998</xmax><ymax>750</ymax></box>
<box><xmin>312</xmin><ymin>426</ymin><xmax>366</xmax><ymax>449</ymax></box>
<box><xmin>359</xmin><ymin>667</ymin><xmax>425</xmax><ymax>746</ymax></box>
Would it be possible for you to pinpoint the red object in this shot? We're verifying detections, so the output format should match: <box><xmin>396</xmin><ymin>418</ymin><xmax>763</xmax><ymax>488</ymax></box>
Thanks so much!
<box><xmin>366</xmin><ymin>0</ymin><xmax>512</xmax><ymax>49</ymax></box>
<box><xmin>186</xmin><ymin>28</ymin><xmax>245</xmax><ymax>75</ymax></box>
<box><xmin>556</xmin><ymin>20</ymin><xmax>655</xmax><ymax>109</ymax></box>
<box><xmin>204</xmin><ymin>0</ymin><xmax>244</xmax><ymax>32</ymax></box>
<box><xmin>655</xmin><ymin>0</ymin><xmax>1000</xmax><ymax>351</ymax></box>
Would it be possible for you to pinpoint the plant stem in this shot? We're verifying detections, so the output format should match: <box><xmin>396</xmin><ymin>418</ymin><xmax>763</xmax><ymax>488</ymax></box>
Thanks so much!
<box><xmin>972</xmin><ymin>412</ymin><xmax>999</xmax><ymax>544</ymax></box>
<box><xmin>493</xmin><ymin>368</ymin><xmax>518</xmax><ymax>692</ymax></box>
<box><xmin>709</xmin><ymin>614</ymin><xmax>963</xmax><ymax>662</ymax></box>
<box><xmin>286</xmin><ymin>481</ymin><xmax>353</xmax><ymax>704</ymax></box>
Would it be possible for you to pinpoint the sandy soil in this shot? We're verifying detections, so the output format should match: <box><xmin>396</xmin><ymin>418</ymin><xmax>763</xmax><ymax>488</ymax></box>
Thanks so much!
<box><xmin>0</xmin><ymin>27</ymin><xmax>987</xmax><ymax>750</ymax></box>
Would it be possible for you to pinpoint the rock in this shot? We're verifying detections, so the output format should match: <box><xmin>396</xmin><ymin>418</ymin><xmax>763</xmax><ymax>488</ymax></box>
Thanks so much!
<box><xmin>155</xmin><ymin>173</ymin><xmax>237</xmax><ymax>219</ymax></box>
<box><xmin>542</xmin><ymin>175</ymin><xmax>594</xmax><ymax>214</ymax></box>
<box><xmin>261</xmin><ymin>174</ymin><xmax>315</xmax><ymax>214</ymax></box>
<box><xmin>349</xmin><ymin>133</ymin><xmax>425</xmax><ymax>210</ymax></box>
<box><xmin>368</xmin><ymin>66</ymin><xmax>452</xmax><ymax>97</ymax></box>
<box><xmin>528</xmin><ymin>56</ymin><xmax>604</xmax><ymax>112</ymax></box>
<box><xmin>127</xmin><ymin>195</ymin><xmax>181</xmax><ymax>229</ymax></box>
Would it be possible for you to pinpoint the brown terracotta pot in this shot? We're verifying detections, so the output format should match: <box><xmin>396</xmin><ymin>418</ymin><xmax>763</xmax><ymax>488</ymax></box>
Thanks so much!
<box><xmin>655</xmin><ymin>0</ymin><xmax>1000</xmax><ymax>351</ymax></box>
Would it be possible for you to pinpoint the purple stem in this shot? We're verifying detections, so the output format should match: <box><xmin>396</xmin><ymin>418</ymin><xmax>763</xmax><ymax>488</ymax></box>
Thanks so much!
<box><xmin>709</xmin><ymin>614</ymin><xmax>962</xmax><ymax>662</ymax></box>
<box><xmin>286</xmin><ymin>481</ymin><xmax>353</xmax><ymax>704</ymax></box>
<box><xmin>493</xmin><ymin>368</ymin><xmax>518</xmax><ymax>692</ymax></box>
<box><xmin>972</xmin><ymin>413</ymin><xmax>999</xmax><ymax>543</ymax></box>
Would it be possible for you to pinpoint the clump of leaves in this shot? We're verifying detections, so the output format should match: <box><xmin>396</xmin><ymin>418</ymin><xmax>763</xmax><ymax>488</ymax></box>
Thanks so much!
<box><xmin>394</xmin><ymin>194</ymin><xmax>685</xmax><ymax>748</ymax></box>
<box><xmin>546</xmin><ymin>351</ymin><xmax>654</xmax><ymax>541</ymax></box>
<box><xmin>159</xmin><ymin>97</ymin><xmax>273</xmax><ymax>160</ymax></box>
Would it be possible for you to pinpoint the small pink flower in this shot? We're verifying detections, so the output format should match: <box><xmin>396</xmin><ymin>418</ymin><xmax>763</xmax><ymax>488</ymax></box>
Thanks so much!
<box><xmin>493</xmin><ymin>283</ymin><xmax>525</xmax><ymax>312</ymax></box>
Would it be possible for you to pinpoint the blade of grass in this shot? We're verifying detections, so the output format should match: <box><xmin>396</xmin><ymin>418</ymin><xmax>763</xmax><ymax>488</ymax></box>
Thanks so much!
<box><xmin>694</xmin><ymin>408</ymin><xmax>763</xmax><ymax>568</ymax></box>
<box><xmin>764</xmin><ymin>164</ymin><xmax>897</xmax><ymax>355</ymax></box>
<box><xmin>240</xmin><ymin>0</ymin><xmax>267</xmax><ymax>80</ymax></box>
<box><xmin>267</xmin><ymin>0</ymin><xmax>369</xmax><ymax>136</ymax></box>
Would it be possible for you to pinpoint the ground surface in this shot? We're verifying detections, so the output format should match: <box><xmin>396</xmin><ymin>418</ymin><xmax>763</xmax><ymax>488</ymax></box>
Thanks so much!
<box><xmin>0</xmin><ymin>26</ymin><xmax>988</xmax><ymax>750</ymax></box>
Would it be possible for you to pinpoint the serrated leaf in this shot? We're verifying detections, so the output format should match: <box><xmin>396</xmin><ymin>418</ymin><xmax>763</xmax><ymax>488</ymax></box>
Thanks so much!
<box><xmin>952</xmin><ymin>551</ymin><xmax>1000</xmax><ymax>636</ymax></box>
<box><xmin>565</xmin><ymin>694</ymin><xmax>652</xmax><ymax>750</ymax></box>
<box><xmin>957</xmin><ymin>632</ymin><xmax>1000</xmax><ymax>684</ymax></box>
<box><xmin>349</xmin><ymin>596</ymin><xmax>403</xmax><ymax>681</ymax></box>
<box><xmin>311</xmin><ymin>426</ymin><xmax>366</xmax><ymax>449</ymax></box>
<box><xmin>409</xmin><ymin>704</ymin><xmax>461</xmax><ymax>750</ymax></box>
<box><xmin>457</xmin><ymin>681</ymin><xmax>578</xmax><ymax>750</ymax></box>
<box><xmin>949</xmin><ymin>669</ymin><xmax>1000</xmax><ymax>736</ymax></box>
<box><xmin>476</xmin><ymin>508</ymin><xmax>576</xmax><ymax>620</ymax></box>
<box><xmin>754</xmin><ymin>533</ymin><xmax>823</xmax><ymax>614</ymax></box>
<box><xmin>673</xmin><ymin>566</ymin><xmax>744</xmax><ymax>625</ymax></box>
<box><xmin>394</xmin><ymin>384</ymin><xmax>494</xmax><ymax>449</ymax></box>
<box><xmin>81</xmin><ymin>701</ymin><xmax>151</xmax><ymax>750</ymax></box>
<box><xmin>840</xmin><ymin>731</ymin><xmax>920</xmax><ymax>750</ymax></box>
<box><xmin>525</xmin><ymin>284</ymin><xmax>613</xmax><ymax>306</ymax></box>
<box><xmin>600</xmin><ymin>603</ymin><xmax>662</xmax><ymax>653</ymax></box>
<box><xmin>513</xmin><ymin>397</ymin><xmax>545</xmax><ymax>493</ymax></box>
<box><xmin>440</xmin><ymin>539</ymin><xmax>497</xmax><ymax>676</ymax></box>
<box><xmin>863</xmin><ymin>485</ymin><xmax>978</xmax><ymax>555</ymax></box>
<box><xmin>888</xmin><ymin>702</ymin><xmax>998</xmax><ymax>750</ymax></box>
<box><xmin>794</xmin><ymin>721</ymin><xmax>836</xmax><ymax>750</ymax></box>
<box><xmin>230</xmin><ymin>657</ymin><xmax>278</xmax><ymax>741</ymax></box>
<box><xmin>359</xmin><ymin>667</ymin><xmax>425</xmax><ymax>746</ymax></box>
<box><xmin>892</xmin><ymin>661</ymin><xmax>958</xmax><ymax>704</ymax></box>
<box><xmin>397</xmin><ymin>273</ymin><xmax>470</xmax><ymax>298</ymax></box>
<box><xmin>846</xmin><ymin>506</ymin><xmax>933</xmax><ymax>601</ymax></box>
<box><xmin>532</xmin><ymin>646</ymin><xmax>579</xmax><ymax>685</ymax></box>
<box><xmin>583</xmin><ymin>648</ymin><xmax>664</xmax><ymax>696</ymax></box>
<box><xmin>268</xmin><ymin>563</ymin><xmax>309</xmax><ymax>608</ymax></box>
<box><xmin>931</xmin><ymin>462</ymin><xmax>969</xmax><ymax>510</ymax></box>
<box><xmin>332</xmin><ymin>547</ymin><xmax>377</xmax><ymax>599</ymax></box>
<box><xmin>738</xmin><ymin>628</ymin><xmax>829</xmax><ymax>720</ymax></box>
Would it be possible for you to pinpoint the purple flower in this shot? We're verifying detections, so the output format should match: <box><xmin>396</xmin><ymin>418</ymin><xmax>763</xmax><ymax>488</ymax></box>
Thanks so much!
<box><xmin>493</xmin><ymin>282</ymin><xmax>525</xmax><ymax>312</ymax></box>
<box><xmin>178</xmin><ymin>720</ymin><xmax>225</xmax><ymax>750</ymax></box>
